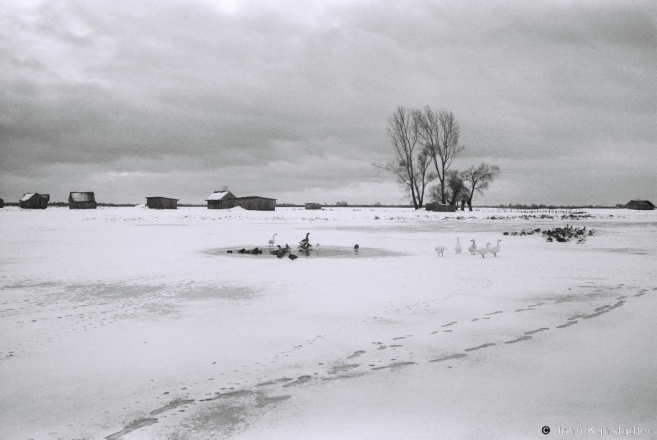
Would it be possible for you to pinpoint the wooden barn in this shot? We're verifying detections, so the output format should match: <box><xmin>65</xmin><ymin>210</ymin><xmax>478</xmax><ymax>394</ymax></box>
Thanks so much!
<box><xmin>206</xmin><ymin>191</ymin><xmax>237</xmax><ymax>209</ymax></box>
<box><xmin>305</xmin><ymin>203</ymin><xmax>322</xmax><ymax>210</ymax></box>
<box><xmin>426</xmin><ymin>202</ymin><xmax>456</xmax><ymax>212</ymax></box>
<box><xmin>625</xmin><ymin>200</ymin><xmax>654</xmax><ymax>210</ymax></box>
<box><xmin>20</xmin><ymin>193</ymin><xmax>49</xmax><ymax>209</ymax></box>
<box><xmin>206</xmin><ymin>191</ymin><xmax>276</xmax><ymax>211</ymax></box>
<box><xmin>69</xmin><ymin>192</ymin><xmax>97</xmax><ymax>209</ymax></box>
<box><xmin>146</xmin><ymin>196</ymin><xmax>179</xmax><ymax>209</ymax></box>
<box><xmin>233</xmin><ymin>196</ymin><xmax>276</xmax><ymax>211</ymax></box>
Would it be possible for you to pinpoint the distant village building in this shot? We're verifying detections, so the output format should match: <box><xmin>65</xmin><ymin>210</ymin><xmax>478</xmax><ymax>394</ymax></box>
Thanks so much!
<box><xmin>20</xmin><ymin>193</ymin><xmax>49</xmax><ymax>209</ymax></box>
<box><xmin>146</xmin><ymin>196</ymin><xmax>179</xmax><ymax>209</ymax></box>
<box><xmin>69</xmin><ymin>192</ymin><xmax>97</xmax><ymax>209</ymax></box>
<box><xmin>205</xmin><ymin>190</ymin><xmax>276</xmax><ymax>211</ymax></box>
<box><xmin>0</xmin><ymin>198</ymin><xmax>3</xmax><ymax>208</ymax></box>
<box><xmin>425</xmin><ymin>202</ymin><xmax>456</xmax><ymax>212</ymax></box>
<box><xmin>305</xmin><ymin>203</ymin><xmax>322</xmax><ymax>210</ymax></box>
<box><xmin>625</xmin><ymin>200</ymin><xmax>654</xmax><ymax>210</ymax></box>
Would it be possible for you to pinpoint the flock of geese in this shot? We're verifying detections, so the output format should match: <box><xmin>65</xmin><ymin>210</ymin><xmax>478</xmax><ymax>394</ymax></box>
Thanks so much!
<box><xmin>436</xmin><ymin>238</ymin><xmax>501</xmax><ymax>258</ymax></box>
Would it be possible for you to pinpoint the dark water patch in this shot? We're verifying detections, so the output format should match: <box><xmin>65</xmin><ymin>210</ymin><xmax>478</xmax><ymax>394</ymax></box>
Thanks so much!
<box><xmin>525</xmin><ymin>328</ymin><xmax>549</xmax><ymax>335</ymax></box>
<box><xmin>371</xmin><ymin>361</ymin><xmax>415</xmax><ymax>371</ymax></box>
<box><xmin>568</xmin><ymin>314</ymin><xmax>587</xmax><ymax>321</ymax></box>
<box><xmin>583</xmin><ymin>300</ymin><xmax>624</xmax><ymax>319</ymax></box>
<box><xmin>208</xmin><ymin>390</ymin><xmax>253</xmax><ymax>401</ymax></box>
<box><xmin>282</xmin><ymin>375</ymin><xmax>312</xmax><ymax>388</ymax></box>
<box><xmin>430</xmin><ymin>353</ymin><xmax>467</xmax><ymax>363</ymax></box>
<box><xmin>556</xmin><ymin>321</ymin><xmax>578</xmax><ymax>329</ymax></box>
<box><xmin>322</xmin><ymin>372</ymin><xmax>366</xmax><ymax>381</ymax></box>
<box><xmin>635</xmin><ymin>292</ymin><xmax>646</xmax><ymax>297</ymax></box>
<box><xmin>601</xmin><ymin>248</ymin><xmax>649</xmax><ymax>255</ymax></box>
<box><xmin>106</xmin><ymin>418</ymin><xmax>158</xmax><ymax>440</ymax></box>
<box><xmin>464</xmin><ymin>343</ymin><xmax>495</xmax><ymax>352</ymax></box>
<box><xmin>527</xmin><ymin>303</ymin><xmax>545</xmax><ymax>307</ymax></box>
<box><xmin>347</xmin><ymin>350</ymin><xmax>365</xmax><ymax>359</ymax></box>
<box><xmin>442</xmin><ymin>322</ymin><xmax>457</xmax><ymax>327</ymax></box>
<box><xmin>183</xmin><ymin>285</ymin><xmax>260</xmax><ymax>301</ymax></box>
<box><xmin>205</xmin><ymin>246</ymin><xmax>409</xmax><ymax>259</ymax></box>
<box><xmin>504</xmin><ymin>335</ymin><xmax>532</xmax><ymax>344</ymax></box>
<box><xmin>254</xmin><ymin>394</ymin><xmax>290</xmax><ymax>408</ymax></box>
<box><xmin>390</xmin><ymin>344</ymin><xmax>402</xmax><ymax>347</ymax></box>
<box><xmin>471</xmin><ymin>318</ymin><xmax>479</xmax><ymax>321</ymax></box>
<box><xmin>515</xmin><ymin>309</ymin><xmax>527</xmax><ymax>312</ymax></box>
<box><xmin>327</xmin><ymin>364</ymin><xmax>360</xmax><ymax>374</ymax></box>
<box><xmin>150</xmin><ymin>399</ymin><xmax>194</xmax><ymax>416</ymax></box>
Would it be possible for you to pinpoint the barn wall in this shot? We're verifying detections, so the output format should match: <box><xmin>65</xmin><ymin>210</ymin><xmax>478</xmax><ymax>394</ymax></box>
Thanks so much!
<box><xmin>21</xmin><ymin>195</ymin><xmax>48</xmax><ymax>209</ymax></box>
<box><xmin>147</xmin><ymin>198</ymin><xmax>178</xmax><ymax>209</ymax></box>
<box><xmin>69</xmin><ymin>201</ymin><xmax>97</xmax><ymax>209</ymax></box>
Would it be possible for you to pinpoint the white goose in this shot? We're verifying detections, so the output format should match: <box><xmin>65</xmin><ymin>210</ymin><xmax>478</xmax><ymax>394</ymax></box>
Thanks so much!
<box><xmin>489</xmin><ymin>239</ymin><xmax>501</xmax><ymax>257</ymax></box>
<box><xmin>468</xmin><ymin>240</ymin><xmax>477</xmax><ymax>255</ymax></box>
<box><xmin>435</xmin><ymin>246</ymin><xmax>446</xmax><ymax>256</ymax></box>
<box><xmin>475</xmin><ymin>243</ymin><xmax>491</xmax><ymax>258</ymax></box>
<box><xmin>268</xmin><ymin>233</ymin><xmax>277</xmax><ymax>247</ymax></box>
<box><xmin>455</xmin><ymin>237</ymin><xmax>462</xmax><ymax>254</ymax></box>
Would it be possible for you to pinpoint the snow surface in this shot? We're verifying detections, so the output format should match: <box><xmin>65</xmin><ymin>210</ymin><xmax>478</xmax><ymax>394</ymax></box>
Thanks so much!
<box><xmin>0</xmin><ymin>206</ymin><xmax>655</xmax><ymax>439</ymax></box>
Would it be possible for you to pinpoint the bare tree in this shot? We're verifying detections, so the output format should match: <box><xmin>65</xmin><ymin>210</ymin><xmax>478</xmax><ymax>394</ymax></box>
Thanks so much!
<box><xmin>462</xmin><ymin>163</ymin><xmax>501</xmax><ymax>211</ymax></box>
<box><xmin>376</xmin><ymin>106</ymin><xmax>436</xmax><ymax>209</ymax></box>
<box><xmin>416</xmin><ymin>107</ymin><xmax>465</xmax><ymax>204</ymax></box>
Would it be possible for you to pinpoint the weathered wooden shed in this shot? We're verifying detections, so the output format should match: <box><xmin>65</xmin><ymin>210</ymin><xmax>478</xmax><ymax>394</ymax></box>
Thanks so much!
<box><xmin>305</xmin><ymin>203</ymin><xmax>322</xmax><ymax>210</ymax></box>
<box><xmin>20</xmin><ymin>193</ymin><xmax>49</xmax><ymax>209</ymax></box>
<box><xmin>426</xmin><ymin>202</ymin><xmax>456</xmax><ymax>212</ymax></box>
<box><xmin>146</xmin><ymin>196</ymin><xmax>179</xmax><ymax>209</ymax></box>
<box><xmin>234</xmin><ymin>196</ymin><xmax>276</xmax><ymax>211</ymax></box>
<box><xmin>625</xmin><ymin>200</ymin><xmax>654</xmax><ymax>210</ymax></box>
<box><xmin>0</xmin><ymin>198</ymin><xmax>4</xmax><ymax>208</ymax></box>
<box><xmin>206</xmin><ymin>191</ymin><xmax>237</xmax><ymax>209</ymax></box>
<box><xmin>69</xmin><ymin>192</ymin><xmax>97</xmax><ymax>209</ymax></box>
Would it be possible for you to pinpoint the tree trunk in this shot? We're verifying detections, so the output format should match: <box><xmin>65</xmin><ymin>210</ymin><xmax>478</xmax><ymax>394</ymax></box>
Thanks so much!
<box><xmin>467</xmin><ymin>199</ymin><xmax>473</xmax><ymax>211</ymax></box>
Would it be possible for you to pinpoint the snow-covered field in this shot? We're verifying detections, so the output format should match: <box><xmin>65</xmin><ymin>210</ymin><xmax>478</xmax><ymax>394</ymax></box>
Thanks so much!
<box><xmin>1</xmin><ymin>206</ymin><xmax>656</xmax><ymax>439</ymax></box>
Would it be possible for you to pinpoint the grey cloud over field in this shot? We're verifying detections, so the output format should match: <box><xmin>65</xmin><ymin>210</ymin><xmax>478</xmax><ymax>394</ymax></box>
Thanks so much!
<box><xmin>1</xmin><ymin>0</ymin><xmax>655</xmax><ymax>204</ymax></box>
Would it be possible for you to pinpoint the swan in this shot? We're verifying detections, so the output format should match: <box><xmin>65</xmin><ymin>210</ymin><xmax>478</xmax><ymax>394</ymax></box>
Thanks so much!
<box><xmin>455</xmin><ymin>238</ymin><xmax>462</xmax><ymax>254</ymax></box>
<box><xmin>489</xmin><ymin>239</ymin><xmax>501</xmax><ymax>257</ymax></box>
<box><xmin>468</xmin><ymin>240</ymin><xmax>476</xmax><ymax>255</ymax></box>
<box><xmin>268</xmin><ymin>233</ymin><xmax>277</xmax><ymax>247</ymax></box>
<box><xmin>435</xmin><ymin>246</ymin><xmax>446</xmax><ymax>256</ymax></box>
<box><xmin>475</xmin><ymin>243</ymin><xmax>491</xmax><ymax>258</ymax></box>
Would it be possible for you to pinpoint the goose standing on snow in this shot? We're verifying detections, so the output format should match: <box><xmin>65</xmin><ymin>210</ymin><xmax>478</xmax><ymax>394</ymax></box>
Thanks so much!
<box><xmin>435</xmin><ymin>246</ymin><xmax>446</xmax><ymax>256</ymax></box>
<box><xmin>268</xmin><ymin>233</ymin><xmax>277</xmax><ymax>247</ymax></box>
<box><xmin>475</xmin><ymin>243</ymin><xmax>491</xmax><ymax>258</ymax></box>
<box><xmin>455</xmin><ymin>238</ymin><xmax>462</xmax><ymax>254</ymax></box>
<box><xmin>299</xmin><ymin>233</ymin><xmax>310</xmax><ymax>246</ymax></box>
<box><xmin>468</xmin><ymin>240</ymin><xmax>477</xmax><ymax>255</ymax></box>
<box><xmin>489</xmin><ymin>239</ymin><xmax>501</xmax><ymax>257</ymax></box>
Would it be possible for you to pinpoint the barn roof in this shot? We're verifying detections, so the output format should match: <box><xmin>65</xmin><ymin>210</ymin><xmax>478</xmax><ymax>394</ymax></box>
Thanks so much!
<box><xmin>70</xmin><ymin>192</ymin><xmax>95</xmax><ymax>202</ymax></box>
<box><xmin>206</xmin><ymin>191</ymin><xmax>234</xmax><ymax>201</ymax></box>
<box><xmin>20</xmin><ymin>193</ymin><xmax>36</xmax><ymax>202</ymax></box>
<box><xmin>146</xmin><ymin>196</ymin><xmax>179</xmax><ymax>201</ymax></box>
<box><xmin>237</xmin><ymin>196</ymin><xmax>277</xmax><ymax>200</ymax></box>
<box><xmin>627</xmin><ymin>199</ymin><xmax>654</xmax><ymax>206</ymax></box>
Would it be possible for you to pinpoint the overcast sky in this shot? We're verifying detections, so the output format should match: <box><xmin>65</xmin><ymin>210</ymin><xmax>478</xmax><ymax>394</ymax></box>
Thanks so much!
<box><xmin>1</xmin><ymin>0</ymin><xmax>655</xmax><ymax>205</ymax></box>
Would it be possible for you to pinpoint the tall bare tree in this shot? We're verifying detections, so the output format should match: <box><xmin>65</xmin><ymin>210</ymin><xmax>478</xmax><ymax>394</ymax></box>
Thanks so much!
<box><xmin>462</xmin><ymin>163</ymin><xmax>501</xmax><ymax>211</ymax></box>
<box><xmin>416</xmin><ymin>107</ymin><xmax>465</xmax><ymax>204</ymax></box>
<box><xmin>377</xmin><ymin>106</ymin><xmax>436</xmax><ymax>209</ymax></box>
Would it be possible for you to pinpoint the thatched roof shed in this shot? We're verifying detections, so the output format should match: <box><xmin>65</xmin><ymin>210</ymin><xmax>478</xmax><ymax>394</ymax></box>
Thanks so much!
<box><xmin>69</xmin><ymin>192</ymin><xmax>97</xmax><ymax>209</ymax></box>
<box><xmin>146</xmin><ymin>196</ymin><xmax>179</xmax><ymax>209</ymax></box>
<box><xmin>625</xmin><ymin>200</ymin><xmax>654</xmax><ymax>210</ymax></box>
<box><xmin>20</xmin><ymin>193</ymin><xmax>49</xmax><ymax>209</ymax></box>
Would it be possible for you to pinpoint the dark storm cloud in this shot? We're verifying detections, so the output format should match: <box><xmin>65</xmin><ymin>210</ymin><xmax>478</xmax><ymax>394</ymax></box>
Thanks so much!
<box><xmin>0</xmin><ymin>0</ymin><xmax>655</xmax><ymax>204</ymax></box>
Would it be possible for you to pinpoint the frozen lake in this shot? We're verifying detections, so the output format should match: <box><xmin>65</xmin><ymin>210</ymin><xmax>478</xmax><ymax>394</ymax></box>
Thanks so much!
<box><xmin>1</xmin><ymin>206</ymin><xmax>656</xmax><ymax>439</ymax></box>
